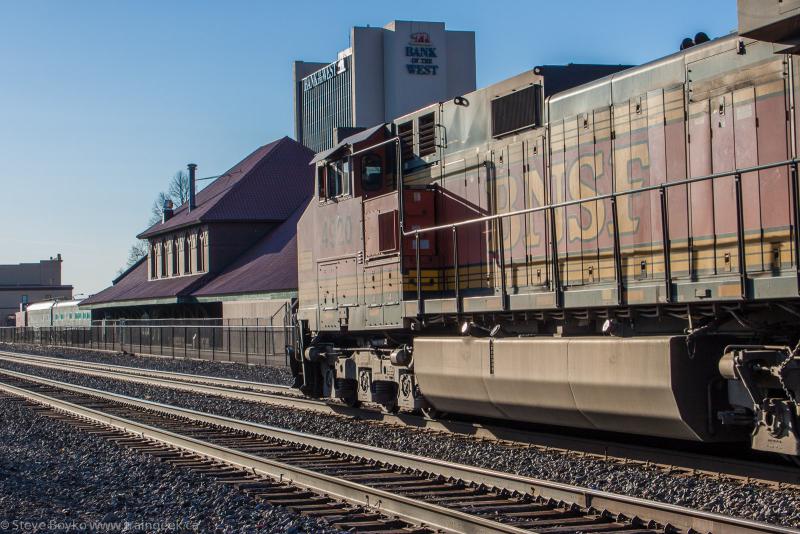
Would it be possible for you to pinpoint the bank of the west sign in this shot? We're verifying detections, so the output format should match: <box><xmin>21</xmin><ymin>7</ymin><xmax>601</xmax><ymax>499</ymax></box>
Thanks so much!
<box><xmin>405</xmin><ymin>32</ymin><xmax>438</xmax><ymax>75</ymax></box>
<box><xmin>303</xmin><ymin>58</ymin><xmax>348</xmax><ymax>92</ymax></box>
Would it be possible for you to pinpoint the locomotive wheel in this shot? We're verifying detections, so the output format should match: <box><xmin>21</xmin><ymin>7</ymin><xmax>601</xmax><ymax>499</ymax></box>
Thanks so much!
<box><xmin>371</xmin><ymin>380</ymin><xmax>399</xmax><ymax>414</ymax></box>
<box><xmin>342</xmin><ymin>394</ymin><xmax>361</xmax><ymax>409</ymax></box>
<box><xmin>380</xmin><ymin>400</ymin><xmax>400</xmax><ymax>414</ymax></box>
<box><xmin>335</xmin><ymin>377</ymin><xmax>361</xmax><ymax>408</ymax></box>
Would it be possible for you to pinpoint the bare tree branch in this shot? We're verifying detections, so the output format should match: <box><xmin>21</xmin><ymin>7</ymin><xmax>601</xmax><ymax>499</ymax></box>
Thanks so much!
<box><xmin>118</xmin><ymin>169</ymin><xmax>190</xmax><ymax>276</ymax></box>
<box><xmin>118</xmin><ymin>239</ymin><xmax>149</xmax><ymax>275</ymax></box>
<box><xmin>149</xmin><ymin>191</ymin><xmax>171</xmax><ymax>226</ymax></box>
<box><xmin>168</xmin><ymin>170</ymin><xmax>190</xmax><ymax>206</ymax></box>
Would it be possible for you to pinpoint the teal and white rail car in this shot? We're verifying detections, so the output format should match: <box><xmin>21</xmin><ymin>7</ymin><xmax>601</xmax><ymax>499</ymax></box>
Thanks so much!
<box><xmin>25</xmin><ymin>300</ymin><xmax>91</xmax><ymax>328</ymax></box>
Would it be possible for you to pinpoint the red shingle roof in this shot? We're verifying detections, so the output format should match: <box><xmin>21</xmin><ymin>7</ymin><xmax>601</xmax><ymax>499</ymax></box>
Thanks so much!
<box><xmin>138</xmin><ymin>137</ymin><xmax>314</xmax><ymax>239</ymax></box>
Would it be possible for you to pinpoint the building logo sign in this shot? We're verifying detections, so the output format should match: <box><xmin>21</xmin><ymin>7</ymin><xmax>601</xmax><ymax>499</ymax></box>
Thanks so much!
<box><xmin>405</xmin><ymin>32</ymin><xmax>438</xmax><ymax>75</ymax></box>
<box><xmin>303</xmin><ymin>58</ymin><xmax>348</xmax><ymax>92</ymax></box>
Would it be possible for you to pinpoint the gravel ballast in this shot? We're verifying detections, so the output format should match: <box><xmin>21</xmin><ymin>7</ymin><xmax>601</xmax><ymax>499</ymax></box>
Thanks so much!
<box><xmin>0</xmin><ymin>356</ymin><xmax>798</xmax><ymax>528</ymax></box>
<box><xmin>0</xmin><ymin>342</ymin><xmax>293</xmax><ymax>385</ymax></box>
<box><xmin>0</xmin><ymin>395</ymin><xmax>339</xmax><ymax>533</ymax></box>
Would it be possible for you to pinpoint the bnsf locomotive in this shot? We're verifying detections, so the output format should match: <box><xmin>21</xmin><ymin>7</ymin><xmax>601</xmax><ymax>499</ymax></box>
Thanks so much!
<box><xmin>292</xmin><ymin>1</ymin><xmax>800</xmax><ymax>457</ymax></box>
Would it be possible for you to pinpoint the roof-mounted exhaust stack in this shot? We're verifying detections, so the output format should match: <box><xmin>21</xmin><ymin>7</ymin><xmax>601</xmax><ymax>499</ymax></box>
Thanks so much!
<box><xmin>187</xmin><ymin>163</ymin><xmax>197</xmax><ymax>211</ymax></box>
<box><xmin>680</xmin><ymin>32</ymin><xmax>711</xmax><ymax>51</ymax></box>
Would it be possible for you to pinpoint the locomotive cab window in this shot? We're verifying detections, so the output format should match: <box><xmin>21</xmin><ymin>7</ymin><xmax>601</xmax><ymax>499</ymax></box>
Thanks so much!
<box><xmin>325</xmin><ymin>159</ymin><xmax>351</xmax><ymax>199</ymax></box>
<box><xmin>317</xmin><ymin>165</ymin><xmax>327</xmax><ymax>199</ymax></box>
<box><xmin>361</xmin><ymin>154</ymin><xmax>383</xmax><ymax>191</ymax></box>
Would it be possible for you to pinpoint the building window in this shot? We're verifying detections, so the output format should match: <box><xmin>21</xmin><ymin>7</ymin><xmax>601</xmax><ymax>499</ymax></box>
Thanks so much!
<box><xmin>197</xmin><ymin>233</ymin><xmax>205</xmax><ymax>272</ymax></box>
<box><xmin>171</xmin><ymin>239</ymin><xmax>178</xmax><ymax>276</ymax></box>
<box><xmin>150</xmin><ymin>245</ymin><xmax>157</xmax><ymax>279</ymax></box>
<box><xmin>183</xmin><ymin>236</ymin><xmax>190</xmax><ymax>274</ymax></box>
<box><xmin>164</xmin><ymin>240</ymin><xmax>171</xmax><ymax>277</ymax></box>
<box><xmin>190</xmin><ymin>235</ymin><xmax>196</xmax><ymax>272</ymax></box>
<box><xmin>159</xmin><ymin>242</ymin><xmax>166</xmax><ymax>278</ymax></box>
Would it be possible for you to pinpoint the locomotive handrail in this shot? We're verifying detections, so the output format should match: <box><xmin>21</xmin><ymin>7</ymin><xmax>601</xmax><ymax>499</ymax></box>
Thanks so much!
<box><xmin>401</xmin><ymin>158</ymin><xmax>799</xmax><ymax>237</ymax></box>
<box><xmin>402</xmin><ymin>157</ymin><xmax>800</xmax><ymax>313</ymax></box>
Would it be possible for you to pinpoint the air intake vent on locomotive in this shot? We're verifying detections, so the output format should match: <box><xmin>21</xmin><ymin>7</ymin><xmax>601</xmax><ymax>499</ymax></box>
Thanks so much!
<box><xmin>491</xmin><ymin>84</ymin><xmax>542</xmax><ymax>138</ymax></box>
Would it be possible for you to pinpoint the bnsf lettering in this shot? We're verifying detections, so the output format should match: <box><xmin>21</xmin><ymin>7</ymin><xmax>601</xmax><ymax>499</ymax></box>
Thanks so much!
<box><xmin>545</xmin><ymin>144</ymin><xmax>647</xmax><ymax>245</ymax></box>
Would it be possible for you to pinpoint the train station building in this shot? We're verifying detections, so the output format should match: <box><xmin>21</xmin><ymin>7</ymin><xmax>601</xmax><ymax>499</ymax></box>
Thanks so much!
<box><xmin>293</xmin><ymin>20</ymin><xmax>476</xmax><ymax>153</ymax></box>
<box><xmin>80</xmin><ymin>137</ymin><xmax>314</xmax><ymax>324</ymax></box>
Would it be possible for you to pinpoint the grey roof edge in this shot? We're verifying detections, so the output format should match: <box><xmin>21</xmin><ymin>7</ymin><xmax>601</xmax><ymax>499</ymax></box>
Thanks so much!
<box><xmin>193</xmin><ymin>290</ymin><xmax>297</xmax><ymax>303</ymax></box>
<box><xmin>80</xmin><ymin>296</ymin><xmax>181</xmax><ymax>310</ymax></box>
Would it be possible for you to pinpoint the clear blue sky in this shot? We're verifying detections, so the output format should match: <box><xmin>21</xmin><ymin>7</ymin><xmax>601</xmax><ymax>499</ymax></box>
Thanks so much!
<box><xmin>0</xmin><ymin>0</ymin><xmax>737</xmax><ymax>296</ymax></box>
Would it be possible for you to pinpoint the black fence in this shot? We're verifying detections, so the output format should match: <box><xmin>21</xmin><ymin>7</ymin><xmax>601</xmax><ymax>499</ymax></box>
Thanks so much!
<box><xmin>93</xmin><ymin>317</ymin><xmax>286</xmax><ymax>327</ymax></box>
<box><xmin>0</xmin><ymin>324</ymin><xmax>292</xmax><ymax>367</ymax></box>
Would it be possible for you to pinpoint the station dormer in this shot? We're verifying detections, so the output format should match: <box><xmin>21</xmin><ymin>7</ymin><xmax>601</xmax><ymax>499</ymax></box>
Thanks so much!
<box><xmin>137</xmin><ymin>137</ymin><xmax>315</xmax><ymax>283</ymax></box>
<box><xmin>146</xmin><ymin>227</ymin><xmax>208</xmax><ymax>280</ymax></box>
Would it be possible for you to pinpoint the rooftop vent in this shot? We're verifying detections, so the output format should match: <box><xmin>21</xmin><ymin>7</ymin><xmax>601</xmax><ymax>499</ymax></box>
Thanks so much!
<box><xmin>162</xmin><ymin>199</ymin><xmax>174</xmax><ymax>223</ymax></box>
<box><xmin>418</xmin><ymin>113</ymin><xmax>436</xmax><ymax>157</ymax></box>
<box><xmin>398</xmin><ymin>121</ymin><xmax>414</xmax><ymax>162</ymax></box>
<box><xmin>491</xmin><ymin>84</ymin><xmax>543</xmax><ymax>138</ymax></box>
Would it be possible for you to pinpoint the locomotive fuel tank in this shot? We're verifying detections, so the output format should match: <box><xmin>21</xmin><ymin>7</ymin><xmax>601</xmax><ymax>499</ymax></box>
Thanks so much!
<box><xmin>413</xmin><ymin>335</ymin><xmax>741</xmax><ymax>442</ymax></box>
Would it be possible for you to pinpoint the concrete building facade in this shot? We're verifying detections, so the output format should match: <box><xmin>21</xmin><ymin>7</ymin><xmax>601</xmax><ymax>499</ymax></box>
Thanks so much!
<box><xmin>0</xmin><ymin>256</ymin><xmax>73</xmax><ymax>325</ymax></box>
<box><xmin>294</xmin><ymin>20</ymin><xmax>476</xmax><ymax>153</ymax></box>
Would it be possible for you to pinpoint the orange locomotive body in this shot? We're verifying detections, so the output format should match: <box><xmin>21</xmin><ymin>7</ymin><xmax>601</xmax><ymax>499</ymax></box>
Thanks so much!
<box><xmin>293</xmin><ymin>9</ymin><xmax>800</xmax><ymax>456</ymax></box>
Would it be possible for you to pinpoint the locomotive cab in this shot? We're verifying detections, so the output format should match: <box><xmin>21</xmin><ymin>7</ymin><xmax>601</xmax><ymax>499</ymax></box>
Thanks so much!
<box><xmin>296</xmin><ymin>122</ymin><xmax>432</xmax><ymax>411</ymax></box>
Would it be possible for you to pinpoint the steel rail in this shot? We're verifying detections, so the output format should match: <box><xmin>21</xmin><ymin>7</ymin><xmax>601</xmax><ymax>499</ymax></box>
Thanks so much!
<box><xmin>0</xmin><ymin>350</ymin><xmax>293</xmax><ymax>395</ymax></box>
<box><xmin>1</xmin><ymin>349</ymin><xmax>799</xmax><ymax>489</ymax></box>
<box><xmin>0</xmin><ymin>367</ymin><xmax>795</xmax><ymax>534</ymax></box>
<box><xmin>0</xmin><ymin>351</ymin><xmax>325</xmax><ymax>409</ymax></box>
<box><xmin>0</xmin><ymin>370</ymin><xmax>529</xmax><ymax>534</ymax></box>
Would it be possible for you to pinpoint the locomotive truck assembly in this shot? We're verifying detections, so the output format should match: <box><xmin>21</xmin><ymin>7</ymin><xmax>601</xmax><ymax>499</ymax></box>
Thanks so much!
<box><xmin>292</xmin><ymin>1</ymin><xmax>800</xmax><ymax>458</ymax></box>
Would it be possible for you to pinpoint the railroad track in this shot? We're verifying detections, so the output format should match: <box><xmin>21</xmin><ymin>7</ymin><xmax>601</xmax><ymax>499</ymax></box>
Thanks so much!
<box><xmin>3</xmin><ymin>395</ymin><xmax>419</xmax><ymax>534</ymax></box>
<box><xmin>0</xmin><ymin>349</ymin><xmax>296</xmax><ymax>395</ymax></box>
<box><xmin>0</xmin><ymin>367</ymin><xmax>794</xmax><ymax>534</ymax></box>
<box><xmin>1</xmin><ymin>348</ymin><xmax>799</xmax><ymax>490</ymax></box>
